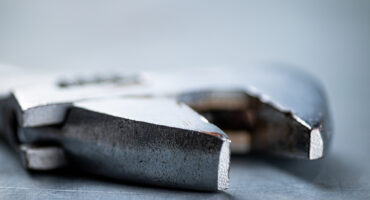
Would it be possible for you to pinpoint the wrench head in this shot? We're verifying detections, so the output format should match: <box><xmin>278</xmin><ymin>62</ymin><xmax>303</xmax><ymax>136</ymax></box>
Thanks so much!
<box><xmin>0</xmin><ymin>64</ymin><xmax>332</xmax><ymax>191</ymax></box>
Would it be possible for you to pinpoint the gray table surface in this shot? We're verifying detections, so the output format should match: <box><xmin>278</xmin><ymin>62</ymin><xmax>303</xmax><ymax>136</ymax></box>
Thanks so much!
<box><xmin>0</xmin><ymin>1</ymin><xmax>370</xmax><ymax>199</ymax></box>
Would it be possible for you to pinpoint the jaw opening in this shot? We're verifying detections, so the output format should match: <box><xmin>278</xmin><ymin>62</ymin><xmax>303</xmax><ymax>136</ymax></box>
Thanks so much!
<box><xmin>179</xmin><ymin>90</ymin><xmax>314</xmax><ymax>159</ymax></box>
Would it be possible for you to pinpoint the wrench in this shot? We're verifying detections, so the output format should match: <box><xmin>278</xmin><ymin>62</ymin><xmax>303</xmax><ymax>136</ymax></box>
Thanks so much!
<box><xmin>0</xmin><ymin>64</ymin><xmax>332</xmax><ymax>191</ymax></box>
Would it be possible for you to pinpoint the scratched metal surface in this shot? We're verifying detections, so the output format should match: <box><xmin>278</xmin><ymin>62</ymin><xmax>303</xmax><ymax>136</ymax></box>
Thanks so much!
<box><xmin>0</xmin><ymin>0</ymin><xmax>370</xmax><ymax>199</ymax></box>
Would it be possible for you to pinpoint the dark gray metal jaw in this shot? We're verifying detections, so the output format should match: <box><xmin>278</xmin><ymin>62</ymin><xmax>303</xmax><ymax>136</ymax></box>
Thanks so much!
<box><xmin>20</xmin><ymin>98</ymin><xmax>230</xmax><ymax>191</ymax></box>
<box><xmin>178</xmin><ymin>87</ymin><xmax>331</xmax><ymax>160</ymax></box>
<box><xmin>177</xmin><ymin>66</ymin><xmax>332</xmax><ymax>160</ymax></box>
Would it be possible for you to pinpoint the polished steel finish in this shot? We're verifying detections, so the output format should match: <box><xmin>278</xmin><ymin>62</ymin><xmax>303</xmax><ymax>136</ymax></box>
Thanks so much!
<box><xmin>10</xmin><ymin>66</ymin><xmax>332</xmax><ymax>159</ymax></box>
<box><xmin>0</xmin><ymin>64</ymin><xmax>332</xmax><ymax>191</ymax></box>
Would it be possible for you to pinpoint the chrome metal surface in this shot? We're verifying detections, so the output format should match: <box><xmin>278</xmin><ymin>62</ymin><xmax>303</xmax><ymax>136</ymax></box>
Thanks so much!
<box><xmin>0</xmin><ymin>64</ymin><xmax>332</xmax><ymax>191</ymax></box>
<box><xmin>8</xmin><ymin>66</ymin><xmax>332</xmax><ymax>160</ymax></box>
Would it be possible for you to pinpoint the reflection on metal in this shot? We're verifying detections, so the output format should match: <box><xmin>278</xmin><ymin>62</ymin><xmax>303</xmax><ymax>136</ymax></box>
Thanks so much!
<box><xmin>19</xmin><ymin>144</ymin><xmax>67</xmax><ymax>170</ymax></box>
<box><xmin>0</xmin><ymin>65</ymin><xmax>333</xmax><ymax>191</ymax></box>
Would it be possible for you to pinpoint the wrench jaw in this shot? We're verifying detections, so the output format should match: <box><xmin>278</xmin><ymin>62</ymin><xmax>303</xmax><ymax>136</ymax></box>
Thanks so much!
<box><xmin>20</xmin><ymin>98</ymin><xmax>231</xmax><ymax>191</ymax></box>
<box><xmin>178</xmin><ymin>87</ymin><xmax>331</xmax><ymax>160</ymax></box>
<box><xmin>4</xmin><ymin>87</ymin><xmax>231</xmax><ymax>190</ymax></box>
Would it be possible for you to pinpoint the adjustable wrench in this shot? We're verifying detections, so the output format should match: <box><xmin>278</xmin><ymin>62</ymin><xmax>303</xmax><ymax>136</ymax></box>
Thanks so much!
<box><xmin>0</xmin><ymin>64</ymin><xmax>332</xmax><ymax>191</ymax></box>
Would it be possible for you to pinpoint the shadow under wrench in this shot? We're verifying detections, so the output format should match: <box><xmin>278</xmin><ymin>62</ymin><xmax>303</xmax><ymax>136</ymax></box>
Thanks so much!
<box><xmin>231</xmin><ymin>152</ymin><xmax>365</xmax><ymax>192</ymax></box>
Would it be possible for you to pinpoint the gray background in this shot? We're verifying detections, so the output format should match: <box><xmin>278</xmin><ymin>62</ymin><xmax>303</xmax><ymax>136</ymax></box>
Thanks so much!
<box><xmin>0</xmin><ymin>0</ymin><xmax>369</xmax><ymax>199</ymax></box>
